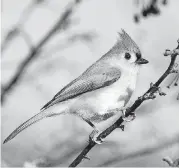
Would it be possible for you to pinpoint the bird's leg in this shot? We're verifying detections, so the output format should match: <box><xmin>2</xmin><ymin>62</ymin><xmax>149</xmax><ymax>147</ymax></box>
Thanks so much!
<box><xmin>89</xmin><ymin>128</ymin><xmax>103</xmax><ymax>144</ymax></box>
<box><xmin>83</xmin><ymin>118</ymin><xmax>96</xmax><ymax>128</ymax></box>
<box><xmin>107</xmin><ymin>108</ymin><xmax>125</xmax><ymax>131</ymax></box>
<box><xmin>82</xmin><ymin>118</ymin><xmax>103</xmax><ymax>144</ymax></box>
<box><xmin>121</xmin><ymin>107</ymin><xmax>136</xmax><ymax>122</ymax></box>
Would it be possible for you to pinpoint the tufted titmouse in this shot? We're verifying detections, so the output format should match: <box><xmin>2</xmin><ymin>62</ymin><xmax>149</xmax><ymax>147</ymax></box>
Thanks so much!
<box><xmin>3</xmin><ymin>29</ymin><xmax>148</xmax><ymax>144</ymax></box>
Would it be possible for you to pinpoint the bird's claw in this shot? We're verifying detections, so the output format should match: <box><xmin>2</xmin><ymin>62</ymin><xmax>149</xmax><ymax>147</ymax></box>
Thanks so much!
<box><xmin>121</xmin><ymin>109</ymin><xmax>136</xmax><ymax>122</ymax></box>
<box><xmin>119</xmin><ymin>125</ymin><xmax>125</xmax><ymax>131</ymax></box>
<box><xmin>89</xmin><ymin>129</ymin><xmax>103</xmax><ymax>144</ymax></box>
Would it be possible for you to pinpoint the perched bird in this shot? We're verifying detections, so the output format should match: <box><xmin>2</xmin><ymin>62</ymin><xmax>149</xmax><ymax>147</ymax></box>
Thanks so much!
<box><xmin>3</xmin><ymin>29</ymin><xmax>148</xmax><ymax>144</ymax></box>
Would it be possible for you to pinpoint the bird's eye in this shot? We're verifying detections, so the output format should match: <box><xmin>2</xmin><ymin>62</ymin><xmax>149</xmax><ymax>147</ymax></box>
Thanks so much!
<box><xmin>125</xmin><ymin>53</ymin><xmax>131</xmax><ymax>60</ymax></box>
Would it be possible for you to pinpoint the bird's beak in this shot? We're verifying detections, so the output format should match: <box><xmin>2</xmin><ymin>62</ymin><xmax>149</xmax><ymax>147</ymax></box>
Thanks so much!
<box><xmin>136</xmin><ymin>58</ymin><xmax>149</xmax><ymax>64</ymax></box>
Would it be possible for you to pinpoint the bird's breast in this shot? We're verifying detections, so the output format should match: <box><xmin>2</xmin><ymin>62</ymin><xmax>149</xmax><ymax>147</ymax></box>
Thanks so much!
<box><xmin>71</xmin><ymin>68</ymin><xmax>138</xmax><ymax>122</ymax></box>
<box><xmin>79</xmin><ymin>71</ymin><xmax>137</xmax><ymax>116</ymax></box>
<box><xmin>99</xmin><ymin>75</ymin><xmax>135</xmax><ymax>110</ymax></box>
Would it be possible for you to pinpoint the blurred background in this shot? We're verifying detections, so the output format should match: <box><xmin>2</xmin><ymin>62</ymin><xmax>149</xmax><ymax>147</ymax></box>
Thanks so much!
<box><xmin>1</xmin><ymin>0</ymin><xmax>179</xmax><ymax>167</ymax></box>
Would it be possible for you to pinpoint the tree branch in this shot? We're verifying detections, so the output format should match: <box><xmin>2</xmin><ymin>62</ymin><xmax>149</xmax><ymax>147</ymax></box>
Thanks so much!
<box><xmin>69</xmin><ymin>39</ymin><xmax>179</xmax><ymax>167</ymax></box>
<box><xmin>1</xmin><ymin>0</ymin><xmax>83</xmax><ymax>104</ymax></box>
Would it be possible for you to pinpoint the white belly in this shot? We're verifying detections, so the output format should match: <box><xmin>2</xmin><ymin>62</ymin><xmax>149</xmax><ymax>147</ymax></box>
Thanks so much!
<box><xmin>69</xmin><ymin>70</ymin><xmax>138</xmax><ymax>122</ymax></box>
<box><xmin>89</xmin><ymin>74</ymin><xmax>136</xmax><ymax>113</ymax></box>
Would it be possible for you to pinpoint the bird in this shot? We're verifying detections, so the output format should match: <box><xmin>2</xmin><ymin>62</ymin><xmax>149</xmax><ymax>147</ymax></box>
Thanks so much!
<box><xmin>3</xmin><ymin>29</ymin><xmax>148</xmax><ymax>144</ymax></box>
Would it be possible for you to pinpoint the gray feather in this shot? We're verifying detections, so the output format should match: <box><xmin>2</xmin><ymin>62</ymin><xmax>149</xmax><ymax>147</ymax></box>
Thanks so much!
<box><xmin>41</xmin><ymin>63</ymin><xmax>121</xmax><ymax>110</ymax></box>
<box><xmin>3</xmin><ymin>109</ymin><xmax>58</xmax><ymax>144</ymax></box>
<box><xmin>118</xmin><ymin>29</ymin><xmax>141</xmax><ymax>54</ymax></box>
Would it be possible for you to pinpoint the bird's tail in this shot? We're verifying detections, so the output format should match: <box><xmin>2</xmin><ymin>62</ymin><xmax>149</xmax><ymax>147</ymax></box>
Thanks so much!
<box><xmin>3</xmin><ymin>109</ymin><xmax>65</xmax><ymax>144</ymax></box>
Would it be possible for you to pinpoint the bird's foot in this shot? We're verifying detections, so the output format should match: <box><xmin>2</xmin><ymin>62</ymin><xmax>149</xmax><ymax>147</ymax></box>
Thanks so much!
<box><xmin>121</xmin><ymin>108</ymin><xmax>136</xmax><ymax>122</ymax></box>
<box><xmin>89</xmin><ymin>129</ymin><xmax>103</xmax><ymax>144</ymax></box>
<box><xmin>118</xmin><ymin>124</ymin><xmax>125</xmax><ymax>131</ymax></box>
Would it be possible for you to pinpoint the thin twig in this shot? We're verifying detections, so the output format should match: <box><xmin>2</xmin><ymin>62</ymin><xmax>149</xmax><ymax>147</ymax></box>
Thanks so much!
<box><xmin>177</xmin><ymin>92</ymin><xmax>179</xmax><ymax>100</ymax></box>
<box><xmin>1</xmin><ymin>1</ymin><xmax>38</xmax><ymax>53</ymax></box>
<box><xmin>166</xmin><ymin>63</ymin><xmax>179</xmax><ymax>100</ymax></box>
<box><xmin>69</xmin><ymin>40</ymin><xmax>179</xmax><ymax>167</ymax></box>
<box><xmin>1</xmin><ymin>0</ymin><xmax>83</xmax><ymax>104</ymax></box>
<box><xmin>163</xmin><ymin>156</ymin><xmax>179</xmax><ymax>167</ymax></box>
<box><xmin>98</xmin><ymin>135</ymin><xmax>179</xmax><ymax>167</ymax></box>
<box><xmin>167</xmin><ymin>73</ymin><xmax>178</xmax><ymax>88</ymax></box>
<box><xmin>20</xmin><ymin>29</ymin><xmax>34</xmax><ymax>50</ymax></box>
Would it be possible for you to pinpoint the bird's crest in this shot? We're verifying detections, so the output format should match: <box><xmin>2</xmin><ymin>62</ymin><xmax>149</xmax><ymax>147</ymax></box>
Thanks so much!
<box><xmin>117</xmin><ymin>29</ymin><xmax>141</xmax><ymax>54</ymax></box>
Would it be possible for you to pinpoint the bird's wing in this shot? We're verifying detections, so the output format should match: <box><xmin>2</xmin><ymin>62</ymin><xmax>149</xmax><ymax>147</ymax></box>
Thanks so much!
<box><xmin>41</xmin><ymin>65</ymin><xmax>121</xmax><ymax>110</ymax></box>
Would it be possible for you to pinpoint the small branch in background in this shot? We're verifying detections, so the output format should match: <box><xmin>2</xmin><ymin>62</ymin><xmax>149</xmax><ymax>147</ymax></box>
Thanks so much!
<box><xmin>1</xmin><ymin>27</ymin><xmax>33</xmax><ymax>54</ymax></box>
<box><xmin>19</xmin><ymin>30</ymin><xmax>34</xmax><ymax>50</ymax></box>
<box><xmin>134</xmin><ymin>0</ymin><xmax>168</xmax><ymax>23</ymax></box>
<box><xmin>1</xmin><ymin>0</ymin><xmax>83</xmax><ymax>104</ymax></box>
<box><xmin>166</xmin><ymin>65</ymin><xmax>179</xmax><ymax>88</ymax></box>
<box><xmin>1</xmin><ymin>0</ymin><xmax>46</xmax><ymax>54</ymax></box>
<box><xmin>167</xmin><ymin>74</ymin><xmax>179</xmax><ymax>88</ymax></box>
<box><xmin>69</xmin><ymin>40</ymin><xmax>179</xmax><ymax>167</ymax></box>
<box><xmin>163</xmin><ymin>156</ymin><xmax>179</xmax><ymax>167</ymax></box>
<box><xmin>166</xmin><ymin>62</ymin><xmax>179</xmax><ymax>100</ymax></box>
<box><xmin>175</xmin><ymin>74</ymin><xmax>179</xmax><ymax>86</ymax></box>
<box><xmin>98</xmin><ymin>134</ymin><xmax>179</xmax><ymax>167</ymax></box>
<box><xmin>1</xmin><ymin>27</ymin><xmax>20</xmax><ymax>53</ymax></box>
<box><xmin>177</xmin><ymin>92</ymin><xmax>179</xmax><ymax>100</ymax></box>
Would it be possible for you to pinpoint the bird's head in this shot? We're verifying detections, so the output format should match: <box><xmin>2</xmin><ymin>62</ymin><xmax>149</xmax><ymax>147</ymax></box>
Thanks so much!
<box><xmin>109</xmin><ymin>29</ymin><xmax>149</xmax><ymax>70</ymax></box>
